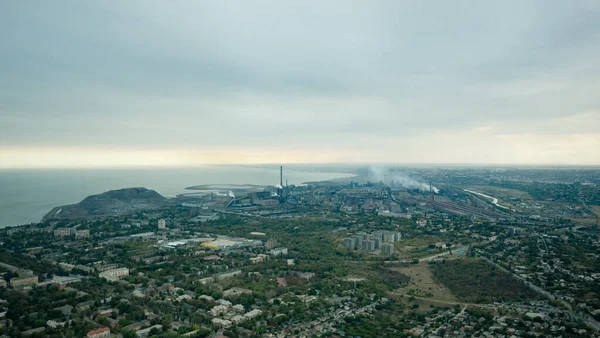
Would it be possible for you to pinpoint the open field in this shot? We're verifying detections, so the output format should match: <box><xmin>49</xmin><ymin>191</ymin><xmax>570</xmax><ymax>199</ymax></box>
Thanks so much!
<box><xmin>429</xmin><ymin>257</ymin><xmax>540</xmax><ymax>303</ymax></box>
<box><xmin>591</xmin><ymin>205</ymin><xmax>600</xmax><ymax>217</ymax></box>
<box><xmin>388</xmin><ymin>262</ymin><xmax>456</xmax><ymax>303</ymax></box>
<box><xmin>569</xmin><ymin>217</ymin><xmax>600</xmax><ymax>227</ymax></box>
<box><xmin>399</xmin><ymin>236</ymin><xmax>442</xmax><ymax>248</ymax></box>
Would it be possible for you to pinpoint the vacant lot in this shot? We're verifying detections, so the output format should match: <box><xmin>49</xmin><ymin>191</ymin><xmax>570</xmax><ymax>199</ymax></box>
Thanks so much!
<box><xmin>429</xmin><ymin>257</ymin><xmax>539</xmax><ymax>303</ymax></box>
<box><xmin>388</xmin><ymin>262</ymin><xmax>456</xmax><ymax>302</ymax></box>
<box><xmin>375</xmin><ymin>268</ymin><xmax>410</xmax><ymax>284</ymax></box>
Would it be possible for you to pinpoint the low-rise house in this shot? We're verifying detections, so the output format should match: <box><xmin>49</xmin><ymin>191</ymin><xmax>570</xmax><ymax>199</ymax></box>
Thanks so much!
<box><xmin>135</xmin><ymin>324</ymin><xmax>162</xmax><ymax>338</ymax></box>
<box><xmin>76</xmin><ymin>300</ymin><xmax>94</xmax><ymax>312</ymax></box>
<box><xmin>10</xmin><ymin>275</ymin><xmax>38</xmax><ymax>288</ymax></box>
<box><xmin>22</xmin><ymin>327</ymin><xmax>45</xmax><ymax>336</ymax></box>
<box><xmin>244</xmin><ymin>309</ymin><xmax>262</xmax><ymax>320</ymax></box>
<box><xmin>99</xmin><ymin>267</ymin><xmax>129</xmax><ymax>281</ymax></box>
<box><xmin>210</xmin><ymin>305</ymin><xmax>229</xmax><ymax>316</ymax></box>
<box><xmin>46</xmin><ymin>319</ymin><xmax>68</xmax><ymax>329</ymax></box>
<box><xmin>270</xmin><ymin>247</ymin><xmax>288</xmax><ymax>256</ymax></box>
<box><xmin>216</xmin><ymin>270</ymin><xmax>241</xmax><ymax>281</ymax></box>
<box><xmin>86</xmin><ymin>327</ymin><xmax>110</xmax><ymax>338</ymax></box>
<box><xmin>212</xmin><ymin>318</ymin><xmax>232</xmax><ymax>328</ymax></box>
<box><xmin>122</xmin><ymin>321</ymin><xmax>150</xmax><ymax>332</ymax></box>
<box><xmin>54</xmin><ymin>304</ymin><xmax>73</xmax><ymax>316</ymax></box>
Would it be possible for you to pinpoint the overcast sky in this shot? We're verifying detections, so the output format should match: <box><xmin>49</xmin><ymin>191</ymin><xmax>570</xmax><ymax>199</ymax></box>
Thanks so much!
<box><xmin>1</xmin><ymin>1</ymin><xmax>600</xmax><ymax>168</ymax></box>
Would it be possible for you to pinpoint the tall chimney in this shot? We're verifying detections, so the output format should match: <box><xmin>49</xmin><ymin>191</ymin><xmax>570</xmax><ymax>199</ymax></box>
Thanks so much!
<box><xmin>280</xmin><ymin>166</ymin><xmax>283</xmax><ymax>187</ymax></box>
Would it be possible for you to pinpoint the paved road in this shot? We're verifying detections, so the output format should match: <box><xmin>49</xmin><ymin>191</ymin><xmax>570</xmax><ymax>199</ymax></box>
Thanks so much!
<box><xmin>477</xmin><ymin>255</ymin><xmax>600</xmax><ymax>331</ymax></box>
<box><xmin>418</xmin><ymin>245</ymin><xmax>470</xmax><ymax>262</ymax></box>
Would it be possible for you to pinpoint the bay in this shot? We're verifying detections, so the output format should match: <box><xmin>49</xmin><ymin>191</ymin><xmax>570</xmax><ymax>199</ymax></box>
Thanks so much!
<box><xmin>0</xmin><ymin>165</ymin><xmax>352</xmax><ymax>228</ymax></box>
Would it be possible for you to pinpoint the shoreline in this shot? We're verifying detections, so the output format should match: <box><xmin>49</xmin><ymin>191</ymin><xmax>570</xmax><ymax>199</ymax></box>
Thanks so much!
<box><xmin>0</xmin><ymin>168</ymin><xmax>357</xmax><ymax>229</ymax></box>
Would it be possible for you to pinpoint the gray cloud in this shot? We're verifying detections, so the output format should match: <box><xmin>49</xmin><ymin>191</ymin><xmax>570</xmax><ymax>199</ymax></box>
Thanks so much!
<box><xmin>1</xmin><ymin>1</ymin><xmax>600</xmax><ymax>164</ymax></box>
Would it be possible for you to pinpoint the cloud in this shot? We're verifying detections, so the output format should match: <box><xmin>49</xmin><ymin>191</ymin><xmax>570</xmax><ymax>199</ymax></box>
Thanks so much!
<box><xmin>1</xmin><ymin>1</ymin><xmax>600</xmax><ymax>166</ymax></box>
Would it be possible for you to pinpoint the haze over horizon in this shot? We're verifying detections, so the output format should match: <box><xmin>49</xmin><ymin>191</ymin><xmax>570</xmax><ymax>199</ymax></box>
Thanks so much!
<box><xmin>2</xmin><ymin>1</ymin><xmax>600</xmax><ymax>168</ymax></box>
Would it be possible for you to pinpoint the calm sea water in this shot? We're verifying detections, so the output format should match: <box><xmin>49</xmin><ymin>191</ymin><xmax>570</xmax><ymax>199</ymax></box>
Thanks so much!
<box><xmin>0</xmin><ymin>166</ymin><xmax>352</xmax><ymax>228</ymax></box>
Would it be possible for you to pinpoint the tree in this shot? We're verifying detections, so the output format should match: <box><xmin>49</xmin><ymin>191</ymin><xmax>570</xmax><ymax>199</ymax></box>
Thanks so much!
<box><xmin>123</xmin><ymin>330</ymin><xmax>136</xmax><ymax>338</ymax></box>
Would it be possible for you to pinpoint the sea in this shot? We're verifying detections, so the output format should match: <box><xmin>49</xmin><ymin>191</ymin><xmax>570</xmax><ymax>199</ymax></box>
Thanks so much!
<box><xmin>0</xmin><ymin>165</ymin><xmax>354</xmax><ymax>228</ymax></box>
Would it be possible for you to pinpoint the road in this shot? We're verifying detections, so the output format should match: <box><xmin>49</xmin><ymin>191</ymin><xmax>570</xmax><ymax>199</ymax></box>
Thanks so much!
<box><xmin>418</xmin><ymin>245</ymin><xmax>470</xmax><ymax>262</ymax></box>
<box><xmin>477</xmin><ymin>255</ymin><xmax>600</xmax><ymax>331</ymax></box>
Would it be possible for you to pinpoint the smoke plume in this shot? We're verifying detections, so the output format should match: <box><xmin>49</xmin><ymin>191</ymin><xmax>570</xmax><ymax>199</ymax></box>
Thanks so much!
<box><xmin>367</xmin><ymin>166</ymin><xmax>439</xmax><ymax>193</ymax></box>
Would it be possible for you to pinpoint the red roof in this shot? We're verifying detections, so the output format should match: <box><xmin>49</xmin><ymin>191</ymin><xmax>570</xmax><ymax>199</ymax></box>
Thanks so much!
<box><xmin>87</xmin><ymin>327</ymin><xmax>109</xmax><ymax>337</ymax></box>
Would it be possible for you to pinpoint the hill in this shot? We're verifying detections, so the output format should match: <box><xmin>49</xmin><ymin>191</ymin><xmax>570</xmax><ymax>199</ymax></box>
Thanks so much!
<box><xmin>44</xmin><ymin>187</ymin><xmax>167</xmax><ymax>220</ymax></box>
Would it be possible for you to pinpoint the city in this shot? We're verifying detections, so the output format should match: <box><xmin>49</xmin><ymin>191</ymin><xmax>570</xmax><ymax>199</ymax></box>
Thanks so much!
<box><xmin>1</xmin><ymin>166</ymin><xmax>599</xmax><ymax>337</ymax></box>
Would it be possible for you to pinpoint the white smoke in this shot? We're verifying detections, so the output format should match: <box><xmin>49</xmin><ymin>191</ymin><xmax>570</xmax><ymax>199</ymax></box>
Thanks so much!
<box><xmin>228</xmin><ymin>191</ymin><xmax>235</xmax><ymax>198</ymax></box>
<box><xmin>368</xmin><ymin>166</ymin><xmax>439</xmax><ymax>193</ymax></box>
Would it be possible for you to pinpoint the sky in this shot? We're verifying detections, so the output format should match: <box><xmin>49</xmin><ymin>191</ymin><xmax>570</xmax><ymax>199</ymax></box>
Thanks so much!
<box><xmin>1</xmin><ymin>1</ymin><xmax>600</xmax><ymax>168</ymax></box>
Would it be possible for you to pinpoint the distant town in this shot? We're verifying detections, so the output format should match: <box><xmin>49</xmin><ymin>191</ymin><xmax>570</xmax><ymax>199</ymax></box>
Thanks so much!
<box><xmin>1</xmin><ymin>166</ymin><xmax>600</xmax><ymax>337</ymax></box>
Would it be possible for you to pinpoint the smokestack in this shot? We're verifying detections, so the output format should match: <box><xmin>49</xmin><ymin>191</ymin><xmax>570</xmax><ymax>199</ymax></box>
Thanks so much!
<box><xmin>280</xmin><ymin>166</ymin><xmax>283</xmax><ymax>187</ymax></box>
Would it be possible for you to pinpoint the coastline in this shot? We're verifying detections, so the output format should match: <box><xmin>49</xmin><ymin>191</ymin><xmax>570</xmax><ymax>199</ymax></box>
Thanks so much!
<box><xmin>0</xmin><ymin>166</ymin><xmax>357</xmax><ymax>229</ymax></box>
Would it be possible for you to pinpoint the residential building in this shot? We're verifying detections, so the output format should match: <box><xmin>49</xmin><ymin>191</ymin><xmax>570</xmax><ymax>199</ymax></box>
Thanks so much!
<box><xmin>382</xmin><ymin>231</ymin><xmax>395</xmax><ymax>243</ymax></box>
<box><xmin>53</xmin><ymin>228</ymin><xmax>73</xmax><ymax>237</ymax></box>
<box><xmin>212</xmin><ymin>318</ymin><xmax>232</xmax><ymax>328</ymax></box>
<box><xmin>10</xmin><ymin>275</ymin><xmax>38</xmax><ymax>288</ymax></box>
<box><xmin>158</xmin><ymin>219</ymin><xmax>166</xmax><ymax>230</ymax></box>
<box><xmin>76</xmin><ymin>230</ymin><xmax>90</xmax><ymax>239</ymax></box>
<box><xmin>210</xmin><ymin>305</ymin><xmax>228</xmax><ymax>316</ymax></box>
<box><xmin>364</xmin><ymin>240</ymin><xmax>376</xmax><ymax>252</ymax></box>
<box><xmin>266</xmin><ymin>239</ymin><xmax>278</xmax><ymax>250</ymax></box>
<box><xmin>244</xmin><ymin>309</ymin><xmax>262</xmax><ymax>319</ymax></box>
<box><xmin>216</xmin><ymin>270</ymin><xmax>241</xmax><ymax>281</ymax></box>
<box><xmin>86</xmin><ymin>327</ymin><xmax>110</xmax><ymax>338</ymax></box>
<box><xmin>381</xmin><ymin>243</ymin><xmax>395</xmax><ymax>255</ymax></box>
<box><xmin>99</xmin><ymin>267</ymin><xmax>129</xmax><ymax>281</ymax></box>
<box><xmin>269</xmin><ymin>247</ymin><xmax>288</xmax><ymax>256</ymax></box>
<box><xmin>135</xmin><ymin>324</ymin><xmax>162</xmax><ymax>338</ymax></box>
<box><xmin>343</xmin><ymin>237</ymin><xmax>356</xmax><ymax>250</ymax></box>
<box><xmin>394</xmin><ymin>231</ymin><xmax>402</xmax><ymax>241</ymax></box>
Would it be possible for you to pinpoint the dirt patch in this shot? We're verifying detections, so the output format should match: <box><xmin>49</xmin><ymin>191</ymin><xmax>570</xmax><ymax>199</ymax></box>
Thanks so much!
<box><xmin>375</xmin><ymin>268</ymin><xmax>410</xmax><ymax>284</ymax></box>
<box><xmin>389</xmin><ymin>262</ymin><xmax>456</xmax><ymax>302</ymax></box>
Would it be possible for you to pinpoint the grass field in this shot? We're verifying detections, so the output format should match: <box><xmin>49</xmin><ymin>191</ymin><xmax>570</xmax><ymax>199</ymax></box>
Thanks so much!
<box><xmin>389</xmin><ymin>262</ymin><xmax>456</xmax><ymax>303</ymax></box>
<box><xmin>429</xmin><ymin>257</ymin><xmax>539</xmax><ymax>303</ymax></box>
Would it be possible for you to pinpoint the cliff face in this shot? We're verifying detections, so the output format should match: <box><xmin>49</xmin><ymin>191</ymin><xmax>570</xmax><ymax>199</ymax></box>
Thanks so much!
<box><xmin>44</xmin><ymin>187</ymin><xmax>167</xmax><ymax>220</ymax></box>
